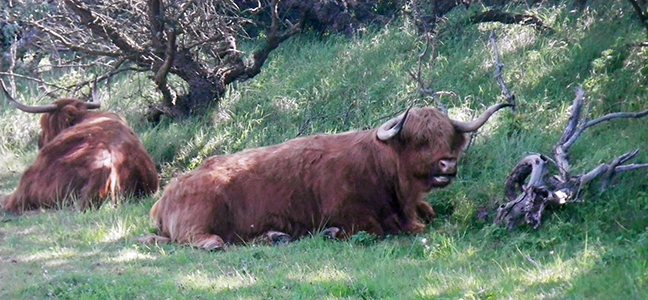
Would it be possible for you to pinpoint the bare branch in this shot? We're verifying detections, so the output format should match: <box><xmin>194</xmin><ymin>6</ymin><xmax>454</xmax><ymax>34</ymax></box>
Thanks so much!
<box><xmin>552</xmin><ymin>88</ymin><xmax>586</xmax><ymax>178</ymax></box>
<box><xmin>581</xmin><ymin>108</ymin><xmax>648</xmax><ymax>130</ymax></box>
<box><xmin>564</xmin><ymin>101</ymin><xmax>648</xmax><ymax>150</ymax></box>
<box><xmin>408</xmin><ymin>32</ymin><xmax>449</xmax><ymax>114</ymax></box>
<box><xmin>489</xmin><ymin>31</ymin><xmax>515</xmax><ymax>107</ymax></box>
<box><xmin>615</xmin><ymin>163</ymin><xmax>648</xmax><ymax>172</ymax></box>
<box><xmin>559</xmin><ymin>87</ymin><xmax>585</xmax><ymax>146</ymax></box>
<box><xmin>503</xmin><ymin>154</ymin><xmax>548</xmax><ymax>202</ymax></box>
<box><xmin>147</xmin><ymin>0</ymin><xmax>166</xmax><ymax>49</ymax></box>
<box><xmin>579</xmin><ymin>149</ymin><xmax>647</xmax><ymax>191</ymax></box>
<box><xmin>30</xmin><ymin>22</ymin><xmax>122</xmax><ymax>57</ymax></box>
<box><xmin>0</xmin><ymin>72</ymin><xmax>66</xmax><ymax>90</ymax></box>
<box><xmin>222</xmin><ymin>0</ymin><xmax>303</xmax><ymax>84</ymax></box>
<box><xmin>154</xmin><ymin>29</ymin><xmax>178</xmax><ymax>108</ymax></box>
<box><xmin>472</xmin><ymin>9</ymin><xmax>553</xmax><ymax>32</ymax></box>
<box><xmin>63</xmin><ymin>0</ymin><xmax>142</xmax><ymax>54</ymax></box>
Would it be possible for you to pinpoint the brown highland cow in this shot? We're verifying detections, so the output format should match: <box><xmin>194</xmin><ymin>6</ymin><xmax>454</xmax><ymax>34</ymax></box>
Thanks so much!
<box><xmin>0</xmin><ymin>80</ymin><xmax>158</xmax><ymax>213</ymax></box>
<box><xmin>142</xmin><ymin>103</ymin><xmax>511</xmax><ymax>250</ymax></box>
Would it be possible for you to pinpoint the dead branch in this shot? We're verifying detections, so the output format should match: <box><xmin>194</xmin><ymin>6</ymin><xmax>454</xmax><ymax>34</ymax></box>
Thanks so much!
<box><xmin>30</xmin><ymin>22</ymin><xmax>121</xmax><ymax>57</ymax></box>
<box><xmin>153</xmin><ymin>28</ymin><xmax>178</xmax><ymax>108</ymax></box>
<box><xmin>495</xmin><ymin>88</ymin><xmax>648</xmax><ymax>230</ymax></box>
<box><xmin>462</xmin><ymin>32</ymin><xmax>516</xmax><ymax>151</ymax></box>
<box><xmin>222</xmin><ymin>0</ymin><xmax>303</xmax><ymax>84</ymax></box>
<box><xmin>63</xmin><ymin>0</ymin><xmax>142</xmax><ymax>54</ymax></box>
<box><xmin>471</xmin><ymin>9</ymin><xmax>553</xmax><ymax>32</ymax></box>
<box><xmin>408</xmin><ymin>32</ymin><xmax>450</xmax><ymax>114</ymax></box>
<box><xmin>489</xmin><ymin>31</ymin><xmax>515</xmax><ymax>107</ymax></box>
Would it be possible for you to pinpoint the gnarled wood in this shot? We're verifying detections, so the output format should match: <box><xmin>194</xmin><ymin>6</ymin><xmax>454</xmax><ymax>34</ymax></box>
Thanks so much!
<box><xmin>495</xmin><ymin>89</ymin><xmax>648</xmax><ymax>229</ymax></box>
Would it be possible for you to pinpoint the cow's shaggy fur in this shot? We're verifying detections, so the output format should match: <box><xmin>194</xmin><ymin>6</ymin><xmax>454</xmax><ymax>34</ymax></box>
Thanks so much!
<box><xmin>143</xmin><ymin>107</ymin><xmax>494</xmax><ymax>250</ymax></box>
<box><xmin>1</xmin><ymin>99</ymin><xmax>159</xmax><ymax>213</ymax></box>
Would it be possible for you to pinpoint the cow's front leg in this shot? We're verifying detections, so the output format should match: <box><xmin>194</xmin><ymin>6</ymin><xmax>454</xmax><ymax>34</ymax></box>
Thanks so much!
<box><xmin>353</xmin><ymin>217</ymin><xmax>385</xmax><ymax>237</ymax></box>
<box><xmin>190</xmin><ymin>233</ymin><xmax>227</xmax><ymax>251</ymax></box>
<box><xmin>416</xmin><ymin>201</ymin><xmax>436</xmax><ymax>223</ymax></box>
<box><xmin>321</xmin><ymin>227</ymin><xmax>342</xmax><ymax>239</ymax></box>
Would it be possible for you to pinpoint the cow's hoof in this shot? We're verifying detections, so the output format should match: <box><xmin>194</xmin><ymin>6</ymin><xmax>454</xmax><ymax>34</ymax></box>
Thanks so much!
<box><xmin>204</xmin><ymin>243</ymin><xmax>225</xmax><ymax>251</ymax></box>
<box><xmin>1</xmin><ymin>208</ymin><xmax>18</xmax><ymax>223</ymax></box>
<box><xmin>321</xmin><ymin>227</ymin><xmax>341</xmax><ymax>239</ymax></box>
<box><xmin>266</xmin><ymin>231</ymin><xmax>291</xmax><ymax>246</ymax></box>
<box><xmin>135</xmin><ymin>234</ymin><xmax>171</xmax><ymax>245</ymax></box>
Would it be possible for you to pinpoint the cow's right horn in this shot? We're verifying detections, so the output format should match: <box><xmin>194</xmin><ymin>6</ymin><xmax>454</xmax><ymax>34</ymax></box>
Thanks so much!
<box><xmin>0</xmin><ymin>80</ymin><xmax>58</xmax><ymax>113</ymax></box>
<box><xmin>377</xmin><ymin>107</ymin><xmax>411</xmax><ymax>141</ymax></box>
<box><xmin>451</xmin><ymin>103</ymin><xmax>512</xmax><ymax>133</ymax></box>
<box><xmin>85</xmin><ymin>78</ymin><xmax>101</xmax><ymax>109</ymax></box>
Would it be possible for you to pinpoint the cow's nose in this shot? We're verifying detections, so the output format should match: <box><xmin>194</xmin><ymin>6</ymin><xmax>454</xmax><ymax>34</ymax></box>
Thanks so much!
<box><xmin>438</xmin><ymin>158</ymin><xmax>457</xmax><ymax>174</ymax></box>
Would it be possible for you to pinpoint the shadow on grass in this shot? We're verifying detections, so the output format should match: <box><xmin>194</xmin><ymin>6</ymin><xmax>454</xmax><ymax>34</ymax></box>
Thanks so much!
<box><xmin>3</xmin><ymin>202</ymin><xmax>648</xmax><ymax>299</ymax></box>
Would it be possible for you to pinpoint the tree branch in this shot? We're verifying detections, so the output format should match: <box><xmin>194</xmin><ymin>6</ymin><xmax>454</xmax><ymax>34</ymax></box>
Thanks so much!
<box><xmin>578</xmin><ymin>149</ymin><xmax>648</xmax><ymax>192</ymax></box>
<box><xmin>154</xmin><ymin>29</ymin><xmax>178</xmax><ymax>108</ymax></box>
<box><xmin>408</xmin><ymin>32</ymin><xmax>449</xmax><ymax>114</ymax></box>
<box><xmin>0</xmin><ymin>72</ymin><xmax>66</xmax><ymax>90</ymax></box>
<box><xmin>30</xmin><ymin>22</ymin><xmax>122</xmax><ymax>57</ymax></box>
<box><xmin>63</xmin><ymin>0</ymin><xmax>142</xmax><ymax>54</ymax></box>
<box><xmin>489</xmin><ymin>31</ymin><xmax>516</xmax><ymax>107</ymax></box>
<box><xmin>472</xmin><ymin>9</ymin><xmax>553</xmax><ymax>32</ymax></box>
<box><xmin>222</xmin><ymin>0</ymin><xmax>302</xmax><ymax>84</ymax></box>
<box><xmin>552</xmin><ymin>88</ymin><xmax>586</xmax><ymax>179</ymax></box>
<box><xmin>147</xmin><ymin>0</ymin><xmax>166</xmax><ymax>50</ymax></box>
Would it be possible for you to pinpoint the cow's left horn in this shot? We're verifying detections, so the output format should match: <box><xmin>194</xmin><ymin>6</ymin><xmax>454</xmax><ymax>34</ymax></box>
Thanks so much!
<box><xmin>451</xmin><ymin>103</ymin><xmax>512</xmax><ymax>133</ymax></box>
<box><xmin>0</xmin><ymin>79</ymin><xmax>58</xmax><ymax>113</ymax></box>
<box><xmin>377</xmin><ymin>107</ymin><xmax>411</xmax><ymax>141</ymax></box>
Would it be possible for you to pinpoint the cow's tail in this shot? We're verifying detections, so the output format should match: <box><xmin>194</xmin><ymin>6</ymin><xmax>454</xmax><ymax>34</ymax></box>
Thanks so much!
<box><xmin>136</xmin><ymin>199</ymin><xmax>172</xmax><ymax>245</ymax></box>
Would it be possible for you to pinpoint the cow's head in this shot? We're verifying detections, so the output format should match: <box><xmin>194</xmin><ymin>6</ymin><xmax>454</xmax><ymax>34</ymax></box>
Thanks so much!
<box><xmin>376</xmin><ymin>103</ymin><xmax>511</xmax><ymax>192</ymax></box>
<box><xmin>1</xmin><ymin>80</ymin><xmax>101</xmax><ymax>148</ymax></box>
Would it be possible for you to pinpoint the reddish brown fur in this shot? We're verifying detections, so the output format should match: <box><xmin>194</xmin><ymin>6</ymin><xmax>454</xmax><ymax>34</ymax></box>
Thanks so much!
<box><xmin>146</xmin><ymin>107</ymin><xmax>470</xmax><ymax>250</ymax></box>
<box><xmin>1</xmin><ymin>99</ymin><xmax>159</xmax><ymax>213</ymax></box>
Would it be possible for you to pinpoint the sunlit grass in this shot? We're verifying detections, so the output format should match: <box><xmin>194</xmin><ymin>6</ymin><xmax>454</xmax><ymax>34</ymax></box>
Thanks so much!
<box><xmin>2</xmin><ymin>0</ymin><xmax>648</xmax><ymax>299</ymax></box>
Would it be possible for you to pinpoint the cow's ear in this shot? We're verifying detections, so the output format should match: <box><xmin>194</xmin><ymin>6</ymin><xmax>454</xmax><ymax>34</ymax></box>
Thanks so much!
<box><xmin>62</xmin><ymin>105</ymin><xmax>80</xmax><ymax>120</ymax></box>
<box><xmin>62</xmin><ymin>105</ymin><xmax>79</xmax><ymax>116</ymax></box>
<box><xmin>456</xmin><ymin>132</ymin><xmax>470</xmax><ymax>152</ymax></box>
<box><xmin>59</xmin><ymin>105</ymin><xmax>83</xmax><ymax>128</ymax></box>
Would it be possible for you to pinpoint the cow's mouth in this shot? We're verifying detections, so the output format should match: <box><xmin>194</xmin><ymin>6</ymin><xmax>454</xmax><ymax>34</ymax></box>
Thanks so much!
<box><xmin>428</xmin><ymin>174</ymin><xmax>456</xmax><ymax>189</ymax></box>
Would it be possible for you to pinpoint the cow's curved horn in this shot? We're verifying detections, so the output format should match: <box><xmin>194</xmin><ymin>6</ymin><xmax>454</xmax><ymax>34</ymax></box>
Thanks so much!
<box><xmin>0</xmin><ymin>80</ymin><xmax>58</xmax><ymax>113</ymax></box>
<box><xmin>451</xmin><ymin>103</ymin><xmax>512</xmax><ymax>133</ymax></box>
<box><xmin>377</xmin><ymin>107</ymin><xmax>411</xmax><ymax>141</ymax></box>
<box><xmin>85</xmin><ymin>79</ymin><xmax>101</xmax><ymax>109</ymax></box>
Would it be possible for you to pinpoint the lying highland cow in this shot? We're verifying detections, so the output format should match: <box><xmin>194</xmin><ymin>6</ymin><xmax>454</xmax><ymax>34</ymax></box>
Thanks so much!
<box><xmin>0</xmin><ymin>80</ymin><xmax>159</xmax><ymax>213</ymax></box>
<box><xmin>141</xmin><ymin>103</ymin><xmax>511</xmax><ymax>250</ymax></box>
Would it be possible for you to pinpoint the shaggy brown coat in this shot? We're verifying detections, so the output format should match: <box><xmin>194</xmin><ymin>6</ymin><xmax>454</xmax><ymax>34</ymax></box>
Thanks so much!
<box><xmin>144</xmin><ymin>106</ymin><xmax>507</xmax><ymax>250</ymax></box>
<box><xmin>1</xmin><ymin>99</ymin><xmax>159</xmax><ymax>213</ymax></box>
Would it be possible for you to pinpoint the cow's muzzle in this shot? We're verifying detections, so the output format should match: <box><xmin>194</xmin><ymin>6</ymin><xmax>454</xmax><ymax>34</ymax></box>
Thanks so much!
<box><xmin>438</xmin><ymin>158</ymin><xmax>457</xmax><ymax>174</ymax></box>
<box><xmin>427</xmin><ymin>158</ymin><xmax>458</xmax><ymax>189</ymax></box>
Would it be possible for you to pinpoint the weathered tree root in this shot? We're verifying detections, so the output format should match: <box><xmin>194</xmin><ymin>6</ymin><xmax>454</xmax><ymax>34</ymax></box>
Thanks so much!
<box><xmin>495</xmin><ymin>88</ymin><xmax>648</xmax><ymax>230</ymax></box>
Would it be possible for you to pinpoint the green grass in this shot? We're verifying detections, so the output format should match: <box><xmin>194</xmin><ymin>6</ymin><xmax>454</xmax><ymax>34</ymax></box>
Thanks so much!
<box><xmin>2</xmin><ymin>1</ymin><xmax>648</xmax><ymax>299</ymax></box>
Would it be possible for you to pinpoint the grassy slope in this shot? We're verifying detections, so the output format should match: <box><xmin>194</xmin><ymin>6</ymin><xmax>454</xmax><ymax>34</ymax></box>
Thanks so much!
<box><xmin>2</xmin><ymin>1</ymin><xmax>648</xmax><ymax>299</ymax></box>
